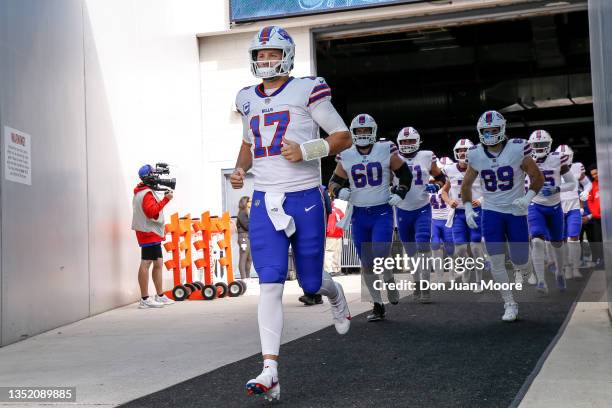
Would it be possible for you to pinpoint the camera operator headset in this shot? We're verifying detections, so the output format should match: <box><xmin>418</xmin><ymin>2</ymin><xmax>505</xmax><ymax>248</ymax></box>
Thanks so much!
<box><xmin>132</xmin><ymin>164</ymin><xmax>175</xmax><ymax>308</ymax></box>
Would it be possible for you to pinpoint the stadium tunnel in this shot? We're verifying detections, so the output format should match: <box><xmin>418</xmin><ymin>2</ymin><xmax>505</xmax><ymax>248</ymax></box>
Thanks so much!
<box><xmin>315</xmin><ymin>9</ymin><xmax>594</xmax><ymax>180</ymax></box>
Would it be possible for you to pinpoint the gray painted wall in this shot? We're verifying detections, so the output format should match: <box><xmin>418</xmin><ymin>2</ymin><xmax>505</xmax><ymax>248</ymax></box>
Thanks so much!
<box><xmin>588</xmin><ymin>0</ymin><xmax>612</xmax><ymax>317</ymax></box>
<box><xmin>0</xmin><ymin>0</ymin><xmax>89</xmax><ymax>345</ymax></box>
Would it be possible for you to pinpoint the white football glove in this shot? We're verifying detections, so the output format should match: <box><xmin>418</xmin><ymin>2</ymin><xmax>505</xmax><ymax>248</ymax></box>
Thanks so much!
<box><xmin>579</xmin><ymin>190</ymin><xmax>589</xmax><ymax>201</ymax></box>
<box><xmin>512</xmin><ymin>189</ymin><xmax>537</xmax><ymax>214</ymax></box>
<box><xmin>464</xmin><ymin>203</ymin><xmax>479</xmax><ymax>229</ymax></box>
<box><xmin>388</xmin><ymin>194</ymin><xmax>403</xmax><ymax>207</ymax></box>
<box><xmin>338</xmin><ymin>188</ymin><xmax>351</xmax><ymax>201</ymax></box>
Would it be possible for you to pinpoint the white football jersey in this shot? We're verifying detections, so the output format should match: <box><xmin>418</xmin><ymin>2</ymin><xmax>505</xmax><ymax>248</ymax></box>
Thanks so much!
<box><xmin>531</xmin><ymin>152</ymin><xmax>568</xmax><ymax>206</ymax></box>
<box><xmin>466</xmin><ymin>138</ymin><xmax>531</xmax><ymax>215</ymax></box>
<box><xmin>396</xmin><ymin>150</ymin><xmax>436</xmax><ymax>211</ymax></box>
<box><xmin>235</xmin><ymin>76</ymin><xmax>332</xmax><ymax>193</ymax></box>
<box><xmin>430</xmin><ymin>192</ymin><xmax>450</xmax><ymax>220</ymax></box>
<box><xmin>445</xmin><ymin>163</ymin><xmax>483</xmax><ymax>209</ymax></box>
<box><xmin>338</xmin><ymin>141</ymin><xmax>396</xmax><ymax>207</ymax></box>
<box><xmin>561</xmin><ymin>162</ymin><xmax>585</xmax><ymax>213</ymax></box>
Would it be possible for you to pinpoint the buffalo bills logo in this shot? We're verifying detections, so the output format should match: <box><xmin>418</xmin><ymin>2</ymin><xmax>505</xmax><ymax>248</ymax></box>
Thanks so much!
<box><xmin>243</xmin><ymin>101</ymin><xmax>250</xmax><ymax>115</ymax></box>
<box><xmin>277</xmin><ymin>27</ymin><xmax>294</xmax><ymax>44</ymax></box>
<box><xmin>359</xmin><ymin>115</ymin><xmax>366</xmax><ymax>125</ymax></box>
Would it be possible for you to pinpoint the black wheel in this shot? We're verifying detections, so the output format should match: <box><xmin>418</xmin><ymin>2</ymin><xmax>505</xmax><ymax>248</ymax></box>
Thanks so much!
<box><xmin>172</xmin><ymin>285</ymin><xmax>189</xmax><ymax>301</ymax></box>
<box><xmin>237</xmin><ymin>280</ymin><xmax>247</xmax><ymax>295</ymax></box>
<box><xmin>215</xmin><ymin>282</ymin><xmax>228</xmax><ymax>298</ymax></box>
<box><xmin>228</xmin><ymin>282</ymin><xmax>242</xmax><ymax>297</ymax></box>
<box><xmin>192</xmin><ymin>281</ymin><xmax>204</xmax><ymax>290</ymax></box>
<box><xmin>185</xmin><ymin>283</ymin><xmax>198</xmax><ymax>293</ymax></box>
<box><xmin>202</xmin><ymin>285</ymin><xmax>217</xmax><ymax>300</ymax></box>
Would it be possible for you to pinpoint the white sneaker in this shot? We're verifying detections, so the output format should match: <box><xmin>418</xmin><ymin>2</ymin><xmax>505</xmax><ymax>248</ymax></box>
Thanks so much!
<box><xmin>155</xmin><ymin>294</ymin><xmax>175</xmax><ymax>305</ymax></box>
<box><xmin>462</xmin><ymin>269</ymin><xmax>472</xmax><ymax>283</ymax></box>
<box><xmin>139</xmin><ymin>297</ymin><xmax>164</xmax><ymax>308</ymax></box>
<box><xmin>563</xmin><ymin>266</ymin><xmax>573</xmax><ymax>280</ymax></box>
<box><xmin>330</xmin><ymin>282</ymin><xmax>351</xmax><ymax>335</ymax></box>
<box><xmin>527</xmin><ymin>273</ymin><xmax>537</xmax><ymax>285</ymax></box>
<box><xmin>502</xmin><ymin>302</ymin><xmax>519</xmax><ymax>322</ymax></box>
<box><xmin>536</xmin><ymin>281</ymin><xmax>549</xmax><ymax>296</ymax></box>
<box><xmin>514</xmin><ymin>271</ymin><xmax>523</xmax><ymax>285</ymax></box>
<box><xmin>246</xmin><ymin>369</ymin><xmax>280</xmax><ymax>401</ymax></box>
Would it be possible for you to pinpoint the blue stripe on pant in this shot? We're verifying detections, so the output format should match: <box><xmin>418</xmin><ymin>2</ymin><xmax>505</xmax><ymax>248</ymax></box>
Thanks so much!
<box><xmin>481</xmin><ymin>209</ymin><xmax>529</xmax><ymax>265</ymax></box>
<box><xmin>351</xmin><ymin>203</ymin><xmax>394</xmax><ymax>267</ymax></box>
<box><xmin>249</xmin><ymin>187</ymin><xmax>326</xmax><ymax>294</ymax></box>
<box><xmin>452</xmin><ymin>207</ymin><xmax>482</xmax><ymax>244</ymax></box>
<box><xmin>396</xmin><ymin>204</ymin><xmax>432</xmax><ymax>256</ymax></box>
<box><xmin>431</xmin><ymin>218</ymin><xmax>455</xmax><ymax>255</ymax></box>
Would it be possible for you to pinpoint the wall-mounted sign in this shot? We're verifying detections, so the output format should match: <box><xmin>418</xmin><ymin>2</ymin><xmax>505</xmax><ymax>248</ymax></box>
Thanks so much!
<box><xmin>4</xmin><ymin>126</ymin><xmax>32</xmax><ymax>185</ymax></box>
<box><xmin>230</xmin><ymin>0</ymin><xmax>428</xmax><ymax>23</ymax></box>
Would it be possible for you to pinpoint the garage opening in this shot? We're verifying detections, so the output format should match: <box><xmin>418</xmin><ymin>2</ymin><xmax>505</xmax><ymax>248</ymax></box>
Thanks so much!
<box><xmin>316</xmin><ymin>10</ymin><xmax>593</xmax><ymax>180</ymax></box>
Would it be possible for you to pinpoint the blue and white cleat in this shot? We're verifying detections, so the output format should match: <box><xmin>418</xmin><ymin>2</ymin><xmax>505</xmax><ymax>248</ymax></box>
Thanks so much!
<box><xmin>555</xmin><ymin>274</ymin><xmax>567</xmax><ymax>292</ymax></box>
<box><xmin>536</xmin><ymin>281</ymin><xmax>549</xmax><ymax>296</ymax></box>
<box><xmin>246</xmin><ymin>370</ymin><xmax>280</xmax><ymax>401</ymax></box>
<box><xmin>330</xmin><ymin>282</ymin><xmax>351</xmax><ymax>334</ymax></box>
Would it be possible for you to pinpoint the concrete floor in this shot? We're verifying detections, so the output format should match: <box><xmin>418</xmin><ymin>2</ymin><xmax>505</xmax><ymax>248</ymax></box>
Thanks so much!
<box><xmin>0</xmin><ymin>275</ymin><xmax>371</xmax><ymax>407</ymax></box>
<box><xmin>0</xmin><ymin>272</ymin><xmax>610</xmax><ymax>407</ymax></box>
<box><xmin>520</xmin><ymin>270</ymin><xmax>612</xmax><ymax>408</ymax></box>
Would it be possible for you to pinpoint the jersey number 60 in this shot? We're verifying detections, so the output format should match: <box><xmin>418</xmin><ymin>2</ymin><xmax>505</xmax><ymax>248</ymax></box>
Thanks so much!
<box><xmin>250</xmin><ymin>111</ymin><xmax>290</xmax><ymax>159</ymax></box>
<box><xmin>351</xmin><ymin>162</ymin><xmax>383</xmax><ymax>188</ymax></box>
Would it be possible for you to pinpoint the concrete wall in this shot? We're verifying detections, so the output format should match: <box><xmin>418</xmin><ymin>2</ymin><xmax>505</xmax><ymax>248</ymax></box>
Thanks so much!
<box><xmin>588</xmin><ymin>0</ymin><xmax>612</xmax><ymax>317</ymax></box>
<box><xmin>0</xmin><ymin>0</ymin><xmax>207</xmax><ymax>346</ymax></box>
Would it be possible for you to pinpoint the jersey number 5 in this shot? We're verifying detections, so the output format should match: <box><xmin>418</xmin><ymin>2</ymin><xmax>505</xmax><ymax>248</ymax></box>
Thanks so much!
<box><xmin>250</xmin><ymin>111</ymin><xmax>290</xmax><ymax>159</ymax></box>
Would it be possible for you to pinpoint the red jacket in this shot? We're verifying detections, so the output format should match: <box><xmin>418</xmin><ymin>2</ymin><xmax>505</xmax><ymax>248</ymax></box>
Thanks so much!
<box><xmin>134</xmin><ymin>184</ymin><xmax>170</xmax><ymax>246</ymax></box>
<box><xmin>326</xmin><ymin>207</ymin><xmax>345</xmax><ymax>238</ymax></box>
<box><xmin>588</xmin><ymin>180</ymin><xmax>601</xmax><ymax>220</ymax></box>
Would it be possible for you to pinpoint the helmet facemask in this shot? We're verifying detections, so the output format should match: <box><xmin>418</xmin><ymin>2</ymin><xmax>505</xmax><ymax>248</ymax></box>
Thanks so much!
<box><xmin>530</xmin><ymin>141</ymin><xmax>551</xmax><ymax>159</ymax></box>
<box><xmin>351</xmin><ymin>127</ymin><xmax>376</xmax><ymax>147</ymax></box>
<box><xmin>250</xmin><ymin>47</ymin><xmax>294</xmax><ymax>79</ymax></box>
<box><xmin>454</xmin><ymin>148</ymin><xmax>468</xmax><ymax>163</ymax></box>
<box><xmin>478</xmin><ymin>126</ymin><xmax>505</xmax><ymax>146</ymax></box>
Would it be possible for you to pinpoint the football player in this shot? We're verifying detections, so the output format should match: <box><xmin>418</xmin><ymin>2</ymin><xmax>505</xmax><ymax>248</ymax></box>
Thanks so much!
<box><xmin>330</xmin><ymin>114</ymin><xmax>413</xmax><ymax>321</ymax></box>
<box><xmin>232</xmin><ymin>26</ymin><xmax>352</xmax><ymax>401</ymax></box>
<box><xmin>430</xmin><ymin>157</ymin><xmax>455</xmax><ymax>283</ymax></box>
<box><xmin>555</xmin><ymin>144</ymin><xmax>592</xmax><ymax>280</ymax></box>
<box><xmin>460</xmin><ymin>111</ymin><xmax>544</xmax><ymax>321</ymax></box>
<box><xmin>441</xmin><ymin>139</ymin><xmax>486</xmax><ymax>292</ymax></box>
<box><xmin>526</xmin><ymin>130</ymin><xmax>576</xmax><ymax>294</ymax></box>
<box><xmin>395</xmin><ymin>127</ymin><xmax>447</xmax><ymax>303</ymax></box>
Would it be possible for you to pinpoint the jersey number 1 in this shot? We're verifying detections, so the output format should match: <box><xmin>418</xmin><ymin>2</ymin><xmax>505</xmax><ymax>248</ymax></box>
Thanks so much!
<box><xmin>250</xmin><ymin>111</ymin><xmax>290</xmax><ymax>159</ymax></box>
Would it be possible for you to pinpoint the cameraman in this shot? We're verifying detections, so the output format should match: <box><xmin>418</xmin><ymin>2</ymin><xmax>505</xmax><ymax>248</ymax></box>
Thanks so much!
<box><xmin>132</xmin><ymin>164</ymin><xmax>175</xmax><ymax>308</ymax></box>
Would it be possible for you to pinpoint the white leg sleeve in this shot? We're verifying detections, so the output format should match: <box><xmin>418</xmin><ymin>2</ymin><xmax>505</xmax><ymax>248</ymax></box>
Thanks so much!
<box><xmin>432</xmin><ymin>248</ymin><xmax>444</xmax><ymax>282</ymax></box>
<box><xmin>362</xmin><ymin>270</ymin><xmax>383</xmax><ymax>304</ymax></box>
<box><xmin>545</xmin><ymin>241</ymin><xmax>555</xmax><ymax>264</ymax></box>
<box><xmin>420</xmin><ymin>251</ymin><xmax>431</xmax><ymax>284</ymax></box>
<box><xmin>489</xmin><ymin>254</ymin><xmax>514</xmax><ymax>303</ymax></box>
<box><xmin>532</xmin><ymin>237</ymin><xmax>547</xmax><ymax>283</ymax></box>
<box><xmin>317</xmin><ymin>270</ymin><xmax>338</xmax><ymax>301</ymax></box>
<box><xmin>258</xmin><ymin>283</ymin><xmax>284</xmax><ymax>356</ymax></box>
<box><xmin>471</xmin><ymin>242</ymin><xmax>485</xmax><ymax>282</ymax></box>
<box><xmin>552</xmin><ymin>243</ymin><xmax>564</xmax><ymax>277</ymax></box>
<box><xmin>568</xmin><ymin>240</ymin><xmax>581</xmax><ymax>271</ymax></box>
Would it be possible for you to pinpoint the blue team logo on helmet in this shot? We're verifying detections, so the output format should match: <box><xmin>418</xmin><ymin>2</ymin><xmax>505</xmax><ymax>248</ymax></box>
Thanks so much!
<box><xmin>276</xmin><ymin>27</ymin><xmax>294</xmax><ymax>44</ymax></box>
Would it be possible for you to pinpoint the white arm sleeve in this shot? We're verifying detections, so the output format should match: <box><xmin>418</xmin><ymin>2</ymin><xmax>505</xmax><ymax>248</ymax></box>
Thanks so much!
<box><xmin>560</xmin><ymin>168</ymin><xmax>577</xmax><ymax>193</ymax></box>
<box><xmin>310</xmin><ymin>99</ymin><xmax>349</xmax><ymax>135</ymax></box>
<box><xmin>241</xmin><ymin>114</ymin><xmax>251</xmax><ymax>144</ymax></box>
<box><xmin>580</xmin><ymin>175</ymin><xmax>592</xmax><ymax>193</ymax></box>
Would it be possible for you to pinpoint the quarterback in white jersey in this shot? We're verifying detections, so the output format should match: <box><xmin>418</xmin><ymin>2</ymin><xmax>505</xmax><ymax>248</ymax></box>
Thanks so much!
<box><xmin>230</xmin><ymin>25</ymin><xmax>352</xmax><ymax>401</ymax></box>
<box><xmin>461</xmin><ymin>110</ymin><xmax>544</xmax><ymax>322</ymax></box>
<box><xmin>526</xmin><ymin>130</ymin><xmax>576</xmax><ymax>294</ymax></box>
<box><xmin>394</xmin><ymin>126</ymin><xmax>447</xmax><ymax>303</ymax></box>
<box><xmin>331</xmin><ymin>114</ymin><xmax>413</xmax><ymax>321</ymax></box>
<box><xmin>441</xmin><ymin>138</ymin><xmax>485</xmax><ymax>287</ymax></box>
<box><xmin>555</xmin><ymin>144</ymin><xmax>591</xmax><ymax>279</ymax></box>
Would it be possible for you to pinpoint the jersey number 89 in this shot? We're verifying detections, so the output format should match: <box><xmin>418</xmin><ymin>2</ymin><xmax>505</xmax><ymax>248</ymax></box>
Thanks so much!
<box><xmin>480</xmin><ymin>166</ymin><xmax>514</xmax><ymax>192</ymax></box>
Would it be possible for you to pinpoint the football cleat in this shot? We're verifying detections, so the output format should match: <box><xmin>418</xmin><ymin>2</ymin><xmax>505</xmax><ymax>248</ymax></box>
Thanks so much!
<box><xmin>473</xmin><ymin>269</ymin><xmax>483</xmax><ymax>293</ymax></box>
<box><xmin>367</xmin><ymin>302</ymin><xmax>385</xmax><ymax>322</ymax></box>
<box><xmin>572</xmin><ymin>268</ymin><xmax>583</xmax><ymax>280</ymax></box>
<box><xmin>536</xmin><ymin>281</ymin><xmax>549</xmax><ymax>296</ymax></box>
<box><xmin>502</xmin><ymin>302</ymin><xmax>519</xmax><ymax>322</ymax></box>
<box><xmin>246</xmin><ymin>370</ymin><xmax>280</xmax><ymax>401</ymax></box>
<box><xmin>330</xmin><ymin>282</ymin><xmax>351</xmax><ymax>335</ymax></box>
<box><xmin>528</xmin><ymin>273</ymin><xmax>538</xmax><ymax>285</ymax></box>
<box><xmin>419</xmin><ymin>289</ymin><xmax>432</xmax><ymax>304</ymax></box>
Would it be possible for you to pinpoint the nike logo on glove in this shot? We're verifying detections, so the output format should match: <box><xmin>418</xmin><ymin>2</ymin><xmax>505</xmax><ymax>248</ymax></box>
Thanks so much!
<box><xmin>305</xmin><ymin>205</ymin><xmax>317</xmax><ymax>212</ymax></box>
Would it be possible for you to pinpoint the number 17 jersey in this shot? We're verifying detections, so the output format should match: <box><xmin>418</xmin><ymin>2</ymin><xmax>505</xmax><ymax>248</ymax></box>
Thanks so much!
<box><xmin>466</xmin><ymin>138</ymin><xmax>532</xmax><ymax>215</ymax></box>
